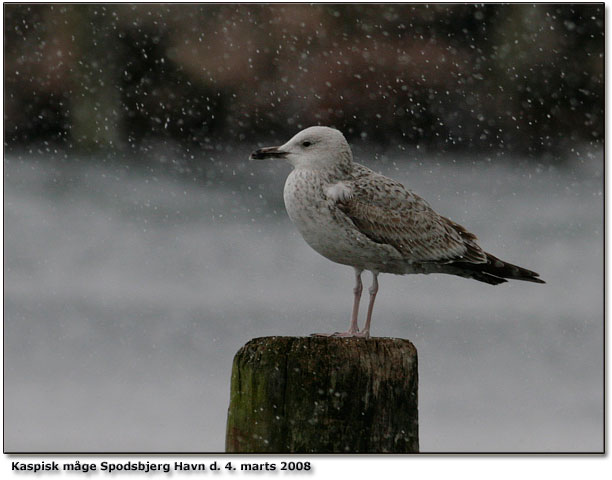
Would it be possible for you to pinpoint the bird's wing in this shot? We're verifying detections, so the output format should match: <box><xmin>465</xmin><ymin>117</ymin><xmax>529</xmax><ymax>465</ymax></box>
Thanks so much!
<box><xmin>331</xmin><ymin>165</ymin><xmax>487</xmax><ymax>264</ymax></box>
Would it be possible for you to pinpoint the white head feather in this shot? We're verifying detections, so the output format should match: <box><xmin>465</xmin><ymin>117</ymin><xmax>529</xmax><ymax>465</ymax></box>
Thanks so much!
<box><xmin>277</xmin><ymin>126</ymin><xmax>353</xmax><ymax>170</ymax></box>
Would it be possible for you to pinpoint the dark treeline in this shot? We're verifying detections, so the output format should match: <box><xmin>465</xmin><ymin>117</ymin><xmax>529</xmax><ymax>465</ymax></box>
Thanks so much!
<box><xmin>4</xmin><ymin>4</ymin><xmax>603</xmax><ymax>159</ymax></box>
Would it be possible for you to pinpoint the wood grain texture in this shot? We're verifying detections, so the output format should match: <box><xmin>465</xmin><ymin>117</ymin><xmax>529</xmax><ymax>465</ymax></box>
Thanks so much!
<box><xmin>225</xmin><ymin>336</ymin><xmax>418</xmax><ymax>453</ymax></box>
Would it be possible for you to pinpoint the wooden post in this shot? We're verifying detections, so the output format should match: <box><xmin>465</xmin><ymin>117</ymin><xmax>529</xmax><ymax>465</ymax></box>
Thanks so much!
<box><xmin>225</xmin><ymin>336</ymin><xmax>418</xmax><ymax>453</ymax></box>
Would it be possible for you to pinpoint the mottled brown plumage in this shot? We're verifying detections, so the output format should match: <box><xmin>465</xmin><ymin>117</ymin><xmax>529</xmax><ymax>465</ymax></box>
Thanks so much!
<box><xmin>336</xmin><ymin>163</ymin><xmax>544</xmax><ymax>285</ymax></box>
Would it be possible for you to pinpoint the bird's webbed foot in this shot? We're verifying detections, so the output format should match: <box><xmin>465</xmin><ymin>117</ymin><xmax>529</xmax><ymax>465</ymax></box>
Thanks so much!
<box><xmin>310</xmin><ymin>330</ymin><xmax>370</xmax><ymax>339</ymax></box>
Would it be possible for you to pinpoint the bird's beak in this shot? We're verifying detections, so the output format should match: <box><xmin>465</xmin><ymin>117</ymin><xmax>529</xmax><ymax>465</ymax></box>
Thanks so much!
<box><xmin>250</xmin><ymin>146</ymin><xmax>288</xmax><ymax>160</ymax></box>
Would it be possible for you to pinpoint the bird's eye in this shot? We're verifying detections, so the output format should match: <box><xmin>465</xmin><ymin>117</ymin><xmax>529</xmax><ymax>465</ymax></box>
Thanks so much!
<box><xmin>302</xmin><ymin>141</ymin><xmax>312</xmax><ymax>147</ymax></box>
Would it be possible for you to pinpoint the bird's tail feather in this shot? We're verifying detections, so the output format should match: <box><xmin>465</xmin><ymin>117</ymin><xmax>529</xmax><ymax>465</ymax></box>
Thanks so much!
<box><xmin>452</xmin><ymin>253</ymin><xmax>545</xmax><ymax>285</ymax></box>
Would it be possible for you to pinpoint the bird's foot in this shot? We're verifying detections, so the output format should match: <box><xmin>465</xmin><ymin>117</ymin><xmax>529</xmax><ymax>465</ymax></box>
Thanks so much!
<box><xmin>311</xmin><ymin>330</ymin><xmax>370</xmax><ymax>339</ymax></box>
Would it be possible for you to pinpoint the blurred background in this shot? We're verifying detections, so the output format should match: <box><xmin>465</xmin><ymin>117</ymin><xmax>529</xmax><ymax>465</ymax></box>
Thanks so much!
<box><xmin>4</xmin><ymin>4</ymin><xmax>603</xmax><ymax>452</ymax></box>
<box><xmin>5</xmin><ymin>3</ymin><xmax>603</xmax><ymax>156</ymax></box>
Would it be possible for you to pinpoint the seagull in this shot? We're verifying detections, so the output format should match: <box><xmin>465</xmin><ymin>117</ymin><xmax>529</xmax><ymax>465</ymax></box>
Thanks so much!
<box><xmin>251</xmin><ymin>126</ymin><xmax>544</xmax><ymax>338</ymax></box>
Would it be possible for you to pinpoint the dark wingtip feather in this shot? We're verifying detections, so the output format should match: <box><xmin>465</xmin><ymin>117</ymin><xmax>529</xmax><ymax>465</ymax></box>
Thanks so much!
<box><xmin>450</xmin><ymin>253</ymin><xmax>545</xmax><ymax>285</ymax></box>
<box><xmin>480</xmin><ymin>253</ymin><xmax>545</xmax><ymax>285</ymax></box>
<box><xmin>521</xmin><ymin>276</ymin><xmax>546</xmax><ymax>284</ymax></box>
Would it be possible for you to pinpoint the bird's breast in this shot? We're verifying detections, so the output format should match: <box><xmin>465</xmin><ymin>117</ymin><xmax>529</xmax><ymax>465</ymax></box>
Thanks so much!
<box><xmin>283</xmin><ymin>169</ymin><xmax>404</xmax><ymax>272</ymax></box>
<box><xmin>283</xmin><ymin>170</ymin><xmax>335</xmax><ymax>242</ymax></box>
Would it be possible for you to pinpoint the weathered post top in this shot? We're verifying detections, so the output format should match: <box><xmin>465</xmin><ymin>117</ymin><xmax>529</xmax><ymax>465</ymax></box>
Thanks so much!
<box><xmin>225</xmin><ymin>336</ymin><xmax>418</xmax><ymax>453</ymax></box>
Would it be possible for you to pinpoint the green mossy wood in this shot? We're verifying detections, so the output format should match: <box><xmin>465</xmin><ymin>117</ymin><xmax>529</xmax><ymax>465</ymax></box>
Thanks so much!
<box><xmin>225</xmin><ymin>336</ymin><xmax>418</xmax><ymax>453</ymax></box>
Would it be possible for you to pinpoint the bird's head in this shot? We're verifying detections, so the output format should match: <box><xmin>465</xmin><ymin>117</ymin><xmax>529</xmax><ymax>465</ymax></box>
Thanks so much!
<box><xmin>250</xmin><ymin>126</ymin><xmax>353</xmax><ymax>170</ymax></box>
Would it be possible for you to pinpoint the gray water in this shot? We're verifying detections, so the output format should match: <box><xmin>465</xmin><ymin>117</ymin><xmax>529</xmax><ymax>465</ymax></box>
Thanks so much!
<box><xmin>4</xmin><ymin>148</ymin><xmax>603</xmax><ymax>452</ymax></box>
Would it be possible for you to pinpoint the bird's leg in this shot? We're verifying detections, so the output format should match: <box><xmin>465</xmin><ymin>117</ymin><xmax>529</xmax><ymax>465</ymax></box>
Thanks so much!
<box><xmin>361</xmin><ymin>272</ymin><xmax>379</xmax><ymax>339</ymax></box>
<box><xmin>347</xmin><ymin>268</ymin><xmax>363</xmax><ymax>334</ymax></box>
<box><xmin>311</xmin><ymin>268</ymin><xmax>364</xmax><ymax>338</ymax></box>
<box><xmin>319</xmin><ymin>271</ymin><xmax>375</xmax><ymax>338</ymax></box>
